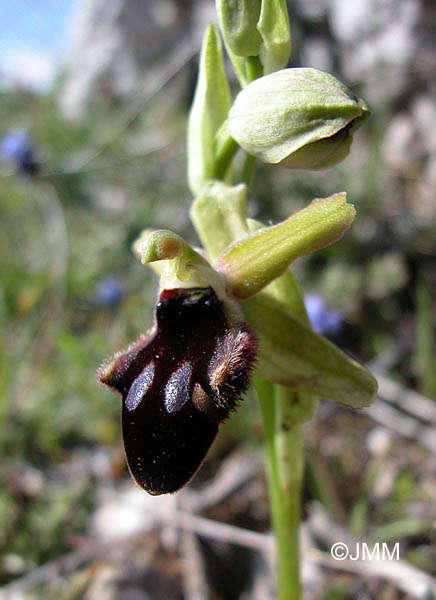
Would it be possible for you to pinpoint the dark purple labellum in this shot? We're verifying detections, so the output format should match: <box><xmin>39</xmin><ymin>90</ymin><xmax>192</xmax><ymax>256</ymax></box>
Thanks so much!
<box><xmin>98</xmin><ymin>287</ymin><xmax>258</xmax><ymax>495</ymax></box>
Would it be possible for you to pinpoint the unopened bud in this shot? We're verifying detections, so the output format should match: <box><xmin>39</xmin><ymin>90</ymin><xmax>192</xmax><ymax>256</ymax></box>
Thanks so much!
<box><xmin>216</xmin><ymin>0</ymin><xmax>262</xmax><ymax>58</ymax></box>
<box><xmin>229</xmin><ymin>67</ymin><xmax>370</xmax><ymax>169</ymax></box>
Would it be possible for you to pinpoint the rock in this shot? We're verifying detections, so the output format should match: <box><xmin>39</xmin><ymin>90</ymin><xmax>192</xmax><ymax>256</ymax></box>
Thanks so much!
<box><xmin>328</xmin><ymin>0</ymin><xmax>420</xmax><ymax>104</ymax></box>
<box><xmin>59</xmin><ymin>0</ymin><xmax>198</xmax><ymax>120</ymax></box>
<box><xmin>382</xmin><ymin>113</ymin><xmax>420</xmax><ymax>171</ymax></box>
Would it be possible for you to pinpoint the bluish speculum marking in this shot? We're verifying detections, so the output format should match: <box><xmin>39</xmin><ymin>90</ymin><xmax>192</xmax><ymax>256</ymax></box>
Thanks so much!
<box><xmin>125</xmin><ymin>363</ymin><xmax>155</xmax><ymax>411</ymax></box>
<box><xmin>165</xmin><ymin>363</ymin><xmax>192</xmax><ymax>413</ymax></box>
<box><xmin>98</xmin><ymin>287</ymin><xmax>258</xmax><ymax>494</ymax></box>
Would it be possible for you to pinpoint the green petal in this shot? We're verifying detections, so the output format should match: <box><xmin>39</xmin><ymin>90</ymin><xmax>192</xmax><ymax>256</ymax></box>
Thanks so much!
<box><xmin>218</xmin><ymin>193</ymin><xmax>355</xmax><ymax>298</ymax></box>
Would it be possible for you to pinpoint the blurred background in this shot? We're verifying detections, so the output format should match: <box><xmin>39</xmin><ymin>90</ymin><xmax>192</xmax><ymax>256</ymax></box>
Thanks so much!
<box><xmin>0</xmin><ymin>1</ymin><xmax>435</xmax><ymax>598</ymax></box>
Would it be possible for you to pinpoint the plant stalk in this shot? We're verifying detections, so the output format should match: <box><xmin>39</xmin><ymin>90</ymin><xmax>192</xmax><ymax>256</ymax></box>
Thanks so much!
<box><xmin>213</xmin><ymin>128</ymin><xmax>239</xmax><ymax>181</ymax></box>
<box><xmin>240</xmin><ymin>152</ymin><xmax>257</xmax><ymax>185</ymax></box>
<box><xmin>257</xmin><ymin>379</ymin><xmax>304</xmax><ymax>600</ymax></box>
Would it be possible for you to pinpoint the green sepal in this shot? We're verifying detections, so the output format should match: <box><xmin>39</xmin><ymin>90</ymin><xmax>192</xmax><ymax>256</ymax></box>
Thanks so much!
<box><xmin>243</xmin><ymin>292</ymin><xmax>377</xmax><ymax>408</ymax></box>
<box><xmin>257</xmin><ymin>0</ymin><xmax>291</xmax><ymax>73</ymax></box>
<box><xmin>187</xmin><ymin>24</ymin><xmax>232</xmax><ymax>195</ymax></box>
<box><xmin>190</xmin><ymin>180</ymin><xmax>250</xmax><ymax>263</ymax></box>
<box><xmin>189</xmin><ymin>184</ymin><xmax>376</xmax><ymax>409</ymax></box>
<box><xmin>217</xmin><ymin>193</ymin><xmax>355</xmax><ymax>299</ymax></box>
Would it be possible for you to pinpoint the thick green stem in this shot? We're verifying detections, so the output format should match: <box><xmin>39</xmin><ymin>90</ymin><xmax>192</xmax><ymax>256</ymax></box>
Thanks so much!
<box><xmin>191</xmin><ymin>174</ymin><xmax>311</xmax><ymax>598</ymax></box>
<box><xmin>240</xmin><ymin>152</ymin><xmax>257</xmax><ymax>185</ymax></box>
<box><xmin>213</xmin><ymin>129</ymin><xmax>239</xmax><ymax>180</ymax></box>
<box><xmin>257</xmin><ymin>379</ymin><xmax>304</xmax><ymax>600</ymax></box>
<box><xmin>190</xmin><ymin>63</ymin><xmax>310</xmax><ymax>594</ymax></box>
<box><xmin>244</xmin><ymin>55</ymin><xmax>263</xmax><ymax>82</ymax></box>
<box><xmin>256</xmin><ymin>269</ymin><xmax>315</xmax><ymax>600</ymax></box>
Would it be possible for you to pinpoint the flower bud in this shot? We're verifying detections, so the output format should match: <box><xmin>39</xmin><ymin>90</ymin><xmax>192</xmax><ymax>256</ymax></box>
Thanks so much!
<box><xmin>216</xmin><ymin>0</ymin><xmax>262</xmax><ymax>58</ymax></box>
<box><xmin>216</xmin><ymin>0</ymin><xmax>291</xmax><ymax>85</ymax></box>
<box><xmin>257</xmin><ymin>0</ymin><xmax>291</xmax><ymax>74</ymax></box>
<box><xmin>229</xmin><ymin>67</ymin><xmax>370</xmax><ymax>169</ymax></box>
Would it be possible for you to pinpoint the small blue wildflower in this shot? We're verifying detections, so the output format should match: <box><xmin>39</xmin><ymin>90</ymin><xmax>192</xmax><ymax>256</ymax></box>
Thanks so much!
<box><xmin>95</xmin><ymin>277</ymin><xmax>124</xmax><ymax>307</ymax></box>
<box><xmin>1</xmin><ymin>130</ymin><xmax>29</xmax><ymax>161</ymax></box>
<box><xmin>0</xmin><ymin>129</ymin><xmax>40</xmax><ymax>176</ymax></box>
<box><xmin>305</xmin><ymin>293</ymin><xmax>343</xmax><ymax>336</ymax></box>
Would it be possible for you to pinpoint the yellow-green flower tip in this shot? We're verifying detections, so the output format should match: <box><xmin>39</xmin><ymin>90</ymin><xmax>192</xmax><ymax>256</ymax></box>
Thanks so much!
<box><xmin>218</xmin><ymin>193</ymin><xmax>355</xmax><ymax>299</ymax></box>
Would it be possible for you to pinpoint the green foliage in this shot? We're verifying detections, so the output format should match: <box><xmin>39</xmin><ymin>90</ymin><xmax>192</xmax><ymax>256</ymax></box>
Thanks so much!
<box><xmin>0</xmin><ymin>3</ymin><xmax>434</xmax><ymax>585</ymax></box>
<box><xmin>0</xmin><ymin>87</ymin><xmax>190</xmax><ymax>578</ymax></box>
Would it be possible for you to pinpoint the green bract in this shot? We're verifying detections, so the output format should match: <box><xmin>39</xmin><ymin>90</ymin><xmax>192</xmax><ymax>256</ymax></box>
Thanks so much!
<box><xmin>187</xmin><ymin>25</ymin><xmax>231</xmax><ymax>194</ymax></box>
<box><xmin>190</xmin><ymin>181</ymin><xmax>250</xmax><ymax>262</ymax></box>
<box><xmin>228</xmin><ymin>67</ymin><xmax>370</xmax><ymax>169</ymax></box>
